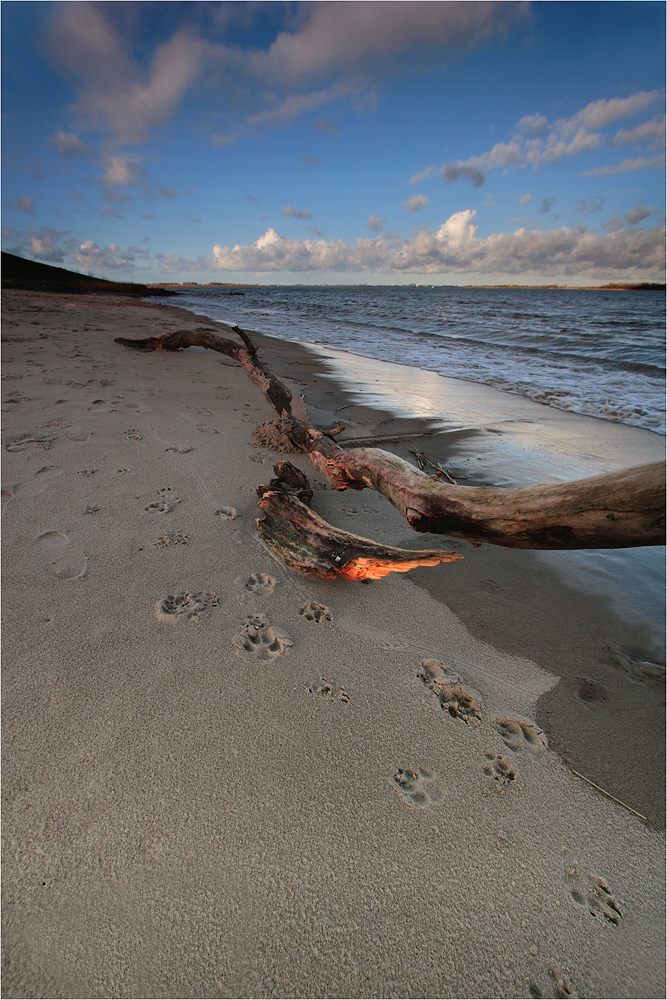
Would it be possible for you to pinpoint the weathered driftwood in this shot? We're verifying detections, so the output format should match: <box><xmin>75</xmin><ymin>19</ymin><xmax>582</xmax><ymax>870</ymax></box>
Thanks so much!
<box><xmin>256</xmin><ymin>463</ymin><xmax>462</xmax><ymax>580</ymax></box>
<box><xmin>116</xmin><ymin>327</ymin><xmax>666</xmax><ymax>552</ymax></box>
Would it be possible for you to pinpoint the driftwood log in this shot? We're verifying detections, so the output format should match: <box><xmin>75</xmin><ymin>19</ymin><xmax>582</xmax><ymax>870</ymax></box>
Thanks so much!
<box><xmin>116</xmin><ymin>326</ymin><xmax>666</xmax><ymax>574</ymax></box>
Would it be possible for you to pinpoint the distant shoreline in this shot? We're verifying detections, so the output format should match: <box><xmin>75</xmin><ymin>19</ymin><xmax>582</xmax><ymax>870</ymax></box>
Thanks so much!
<box><xmin>150</xmin><ymin>281</ymin><xmax>666</xmax><ymax>291</ymax></box>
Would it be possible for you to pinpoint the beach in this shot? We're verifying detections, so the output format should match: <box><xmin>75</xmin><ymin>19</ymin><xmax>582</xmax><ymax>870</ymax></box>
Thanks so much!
<box><xmin>2</xmin><ymin>289</ymin><xmax>665</xmax><ymax>999</ymax></box>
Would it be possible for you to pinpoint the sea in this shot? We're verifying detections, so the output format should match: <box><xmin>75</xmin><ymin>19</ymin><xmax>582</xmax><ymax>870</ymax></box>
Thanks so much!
<box><xmin>154</xmin><ymin>285</ymin><xmax>666</xmax><ymax>435</ymax></box>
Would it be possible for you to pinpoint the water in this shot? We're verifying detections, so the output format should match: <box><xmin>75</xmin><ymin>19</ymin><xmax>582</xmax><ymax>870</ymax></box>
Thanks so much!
<box><xmin>156</xmin><ymin>285</ymin><xmax>666</xmax><ymax>434</ymax></box>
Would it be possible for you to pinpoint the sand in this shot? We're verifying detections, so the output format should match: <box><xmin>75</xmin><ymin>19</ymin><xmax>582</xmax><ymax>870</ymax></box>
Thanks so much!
<box><xmin>2</xmin><ymin>289</ymin><xmax>665</xmax><ymax>999</ymax></box>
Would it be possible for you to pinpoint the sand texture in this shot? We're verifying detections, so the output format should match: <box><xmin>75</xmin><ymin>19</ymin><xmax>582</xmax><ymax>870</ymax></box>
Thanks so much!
<box><xmin>2</xmin><ymin>290</ymin><xmax>665</xmax><ymax>999</ymax></box>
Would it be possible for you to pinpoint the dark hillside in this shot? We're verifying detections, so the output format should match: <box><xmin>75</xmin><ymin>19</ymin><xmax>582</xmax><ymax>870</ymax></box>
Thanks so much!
<box><xmin>1</xmin><ymin>252</ymin><xmax>175</xmax><ymax>296</ymax></box>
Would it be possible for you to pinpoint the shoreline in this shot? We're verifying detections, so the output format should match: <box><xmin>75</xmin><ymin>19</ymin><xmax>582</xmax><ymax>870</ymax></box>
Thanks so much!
<box><xmin>2</xmin><ymin>289</ymin><xmax>665</xmax><ymax>998</ymax></box>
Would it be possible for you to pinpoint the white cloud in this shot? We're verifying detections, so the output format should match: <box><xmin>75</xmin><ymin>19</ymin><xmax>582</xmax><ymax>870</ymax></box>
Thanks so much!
<box><xmin>582</xmin><ymin>155</ymin><xmax>665</xmax><ymax>176</ymax></box>
<box><xmin>427</xmin><ymin>90</ymin><xmax>663</xmax><ymax>186</ymax></box>
<box><xmin>624</xmin><ymin>206</ymin><xmax>654</xmax><ymax>225</ymax></box>
<box><xmin>49</xmin><ymin>3</ymin><xmax>207</xmax><ymax>146</ymax></box>
<box><xmin>250</xmin><ymin>2</ymin><xmax>529</xmax><ymax>81</ymax></box>
<box><xmin>613</xmin><ymin>116</ymin><xmax>665</xmax><ymax>148</ymax></box>
<box><xmin>101</xmin><ymin>154</ymin><xmax>143</xmax><ymax>187</ymax></box>
<box><xmin>29</xmin><ymin>231</ymin><xmax>65</xmax><ymax>262</ymax></box>
<box><xmin>46</xmin><ymin>130</ymin><xmax>92</xmax><ymax>158</ymax></box>
<box><xmin>282</xmin><ymin>205</ymin><xmax>313</xmax><ymax>219</ymax></box>
<box><xmin>403</xmin><ymin>195</ymin><xmax>429</xmax><ymax>213</ymax></box>
<box><xmin>211</xmin><ymin>211</ymin><xmax>665</xmax><ymax>279</ymax></box>
<box><xmin>518</xmin><ymin>193</ymin><xmax>532</xmax><ymax>204</ymax></box>
<box><xmin>75</xmin><ymin>240</ymin><xmax>137</xmax><ymax>270</ymax></box>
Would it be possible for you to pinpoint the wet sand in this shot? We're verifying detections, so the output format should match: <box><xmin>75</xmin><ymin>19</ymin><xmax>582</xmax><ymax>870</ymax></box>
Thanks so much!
<box><xmin>2</xmin><ymin>289</ymin><xmax>665</xmax><ymax>999</ymax></box>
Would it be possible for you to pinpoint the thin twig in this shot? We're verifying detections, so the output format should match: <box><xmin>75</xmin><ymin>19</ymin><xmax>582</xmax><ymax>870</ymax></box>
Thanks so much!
<box><xmin>411</xmin><ymin>448</ymin><xmax>459</xmax><ymax>485</ymax></box>
<box><xmin>571</xmin><ymin>770</ymin><xmax>647</xmax><ymax>820</ymax></box>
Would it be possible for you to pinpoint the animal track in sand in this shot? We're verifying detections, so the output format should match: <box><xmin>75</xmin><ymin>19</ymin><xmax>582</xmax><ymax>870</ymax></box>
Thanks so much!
<box><xmin>484</xmin><ymin>753</ymin><xmax>517</xmax><ymax>784</ymax></box>
<box><xmin>156</xmin><ymin>591</ymin><xmax>219</xmax><ymax>622</ymax></box>
<box><xmin>34</xmin><ymin>530</ymin><xmax>88</xmax><ymax>580</ymax></box>
<box><xmin>307</xmin><ymin>678</ymin><xmax>349</xmax><ymax>703</ymax></box>
<box><xmin>565</xmin><ymin>869</ymin><xmax>622</xmax><ymax>926</ymax></box>
<box><xmin>528</xmin><ymin>964</ymin><xmax>575</xmax><ymax>999</ymax></box>
<box><xmin>495</xmin><ymin>718</ymin><xmax>547</xmax><ymax>756</ymax></box>
<box><xmin>418</xmin><ymin>659</ymin><xmax>482</xmax><ymax>722</ymax></box>
<box><xmin>77</xmin><ymin>469</ymin><xmax>96</xmax><ymax>477</ymax></box>
<box><xmin>165</xmin><ymin>445</ymin><xmax>194</xmax><ymax>454</ymax></box>
<box><xmin>156</xmin><ymin>531</ymin><xmax>189</xmax><ymax>547</ymax></box>
<box><xmin>232</xmin><ymin>614</ymin><xmax>292</xmax><ymax>661</ymax></box>
<box><xmin>124</xmin><ymin>429</ymin><xmax>142</xmax><ymax>440</ymax></box>
<box><xmin>576</xmin><ymin>676</ymin><xmax>608</xmax><ymax>704</ymax></box>
<box><xmin>145</xmin><ymin>488</ymin><xmax>181</xmax><ymax>514</ymax></box>
<box><xmin>392</xmin><ymin>767</ymin><xmax>442</xmax><ymax>809</ymax></box>
<box><xmin>300</xmin><ymin>601</ymin><xmax>332</xmax><ymax>624</ymax></box>
<box><xmin>245</xmin><ymin>573</ymin><xmax>277</xmax><ymax>595</ymax></box>
<box><xmin>215</xmin><ymin>506</ymin><xmax>238</xmax><ymax>520</ymax></box>
<box><xmin>82</xmin><ymin>506</ymin><xmax>101</xmax><ymax>515</ymax></box>
<box><xmin>195</xmin><ymin>423</ymin><xmax>219</xmax><ymax>434</ymax></box>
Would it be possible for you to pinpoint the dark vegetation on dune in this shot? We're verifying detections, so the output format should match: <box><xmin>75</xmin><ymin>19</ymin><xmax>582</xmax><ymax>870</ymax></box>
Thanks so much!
<box><xmin>1</xmin><ymin>252</ymin><xmax>176</xmax><ymax>296</ymax></box>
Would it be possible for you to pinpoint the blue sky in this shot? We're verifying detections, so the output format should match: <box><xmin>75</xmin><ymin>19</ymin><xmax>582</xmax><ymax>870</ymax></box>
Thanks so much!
<box><xmin>2</xmin><ymin>1</ymin><xmax>665</xmax><ymax>284</ymax></box>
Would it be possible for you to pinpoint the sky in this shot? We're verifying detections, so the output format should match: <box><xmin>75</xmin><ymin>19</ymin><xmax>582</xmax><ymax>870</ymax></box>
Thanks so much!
<box><xmin>2</xmin><ymin>0</ymin><xmax>665</xmax><ymax>285</ymax></box>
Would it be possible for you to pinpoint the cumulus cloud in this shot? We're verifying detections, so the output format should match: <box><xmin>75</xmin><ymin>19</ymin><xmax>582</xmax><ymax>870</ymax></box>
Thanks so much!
<box><xmin>282</xmin><ymin>205</ymin><xmax>313</xmax><ymax>219</ymax></box>
<box><xmin>46</xmin><ymin>130</ymin><xmax>92</xmax><ymax>158</ymax></box>
<box><xmin>74</xmin><ymin>240</ymin><xmax>137</xmax><ymax>271</ymax></box>
<box><xmin>403</xmin><ymin>195</ymin><xmax>429</xmax><ymax>212</ymax></box>
<box><xmin>29</xmin><ymin>230</ymin><xmax>65</xmax><ymax>262</ymax></box>
<box><xmin>424</xmin><ymin>90</ymin><xmax>663</xmax><ymax>186</ymax></box>
<box><xmin>367</xmin><ymin>215</ymin><xmax>386</xmax><ymax>232</ymax></box>
<box><xmin>211</xmin><ymin>210</ymin><xmax>665</xmax><ymax>280</ymax></box>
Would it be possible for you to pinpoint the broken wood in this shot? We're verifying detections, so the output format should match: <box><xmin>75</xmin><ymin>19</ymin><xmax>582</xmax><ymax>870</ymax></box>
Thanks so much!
<box><xmin>256</xmin><ymin>463</ymin><xmax>462</xmax><ymax>580</ymax></box>
<box><xmin>117</xmin><ymin>326</ymin><xmax>666</xmax><ymax>552</ymax></box>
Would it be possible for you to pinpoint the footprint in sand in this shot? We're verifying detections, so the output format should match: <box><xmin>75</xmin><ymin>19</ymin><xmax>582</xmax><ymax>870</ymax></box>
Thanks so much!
<box><xmin>565</xmin><ymin>869</ymin><xmax>623</xmax><ymax>926</ymax></box>
<box><xmin>300</xmin><ymin>601</ymin><xmax>332</xmax><ymax>624</ymax></box>
<box><xmin>87</xmin><ymin>399</ymin><xmax>108</xmax><ymax>412</ymax></box>
<box><xmin>6</xmin><ymin>466</ymin><xmax>62</xmax><ymax>501</ymax></box>
<box><xmin>195</xmin><ymin>423</ymin><xmax>219</xmax><ymax>434</ymax></box>
<box><xmin>483</xmin><ymin>752</ymin><xmax>517</xmax><ymax>785</ymax></box>
<box><xmin>605</xmin><ymin>643</ymin><xmax>666</xmax><ymax>686</ymax></box>
<box><xmin>232</xmin><ymin>614</ymin><xmax>292</xmax><ymax>661</ymax></box>
<box><xmin>4</xmin><ymin>432</ymin><xmax>55</xmax><ymax>452</ymax></box>
<box><xmin>307</xmin><ymin>678</ymin><xmax>349</xmax><ymax>703</ymax></box>
<box><xmin>156</xmin><ymin>591</ymin><xmax>219</xmax><ymax>622</ymax></box>
<box><xmin>124</xmin><ymin>429</ymin><xmax>142</xmax><ymax>440</ymax></box>
<box><xmin>165</xmin><ymin>445</ymin><xmax>194</xmax><ymax>454</ymax></box>
<box><xmin>245</xmin><ymin>573</ymin><xmax>277</xmax><ymax>595</ymax></box>
<box><xmin>64</xmin><ymin>427</ymin><xmax>91</xmax><ymax>442</ymax></box>
<box><xmin>156</xmin><ymin>531</ymin><xmax>189</xmax><ymax>547</ymax></box>
<box><xmin>215</xmin><ymin>506</ymin><xmax>238</xmax><ymax>520</ymax></box>
<box><xmin>418</xmin><ymin>659</ymin><xmax>483</xmax><ymax>722</ymax></box>
<box><xmin>34</xmin><ymin>530</ymin><xmax>88</xmax><ymax>580</ymax></box>
<box><xmin>392</xmin><ymin>767</ymin><xmax>443</xmax><ymax>809</ymax></box>
<box><xmin>495</xmin><ymin>717</ymin><xmax>547</xmax><ymax>756</ymax></box>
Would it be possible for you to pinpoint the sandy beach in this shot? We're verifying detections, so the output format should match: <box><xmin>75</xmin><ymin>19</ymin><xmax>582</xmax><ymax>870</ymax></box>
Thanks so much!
<box><xmin>2</xmin><ymin>289</ymin><xmax>665</xmax><ymax>999</ymax></box>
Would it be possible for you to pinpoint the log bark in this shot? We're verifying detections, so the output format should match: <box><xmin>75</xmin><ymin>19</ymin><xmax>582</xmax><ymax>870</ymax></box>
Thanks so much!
<box><xmin>117</xmin><ymin>326</ymin><xmax>666</xmax><ymax>551</ymax></box>
<box><xmin>256</xmin><ymin>463</ymin><xmax>462</xmax><ymax>580</ymax></box>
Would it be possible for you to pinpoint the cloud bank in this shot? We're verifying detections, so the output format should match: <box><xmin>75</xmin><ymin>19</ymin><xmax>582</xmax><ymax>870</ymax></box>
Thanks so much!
<box><xmin>212</xmin><ymin>211</ymin><xmax>665</xmax><ymax>279</ymax></box>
